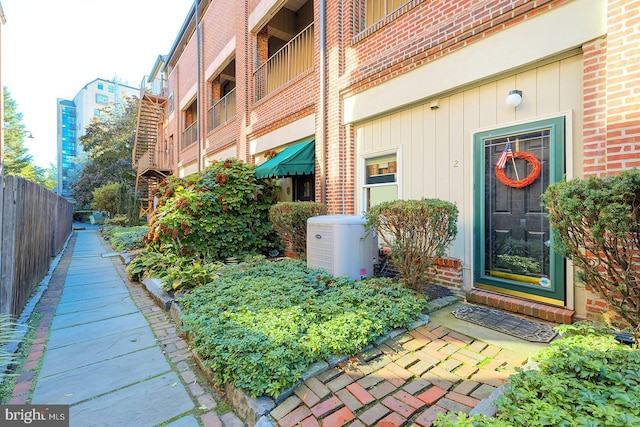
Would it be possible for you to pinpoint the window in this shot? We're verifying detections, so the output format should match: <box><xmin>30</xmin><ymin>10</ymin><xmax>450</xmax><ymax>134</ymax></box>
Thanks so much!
<box><xmin>363</xmin><ymin>153</ymin><xmax>398</xmax><ymax>210</ymax></box>
<box><xmin>168</xmin><ymin>92</ymin><xmax>174</xmax><ymax>114</ymax></box>
<box><xmin>94</xmin><ymin>109</ymin><xmax>101</xmax><ymax>116</ymax></box>
<box><xmin>96</xmin><ymin>94</ymin><xmax>108</xmax><ymax>104</ymax></box>
<box><xmin>108</xmin><ymin>86</ymin><xmax>114</xmax><ymax>93</ymax></box>
<box><xmin>97</xmin><ymin>83</ymin><xmax>104</xmax><ymax>90</ymax></box>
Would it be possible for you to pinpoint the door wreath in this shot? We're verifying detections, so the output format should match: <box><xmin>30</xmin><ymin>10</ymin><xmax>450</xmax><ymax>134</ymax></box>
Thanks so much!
<box><xmin>495</xmin><ymin>151</ymin><xmax>541</xmax><ymax>188</ymax></box>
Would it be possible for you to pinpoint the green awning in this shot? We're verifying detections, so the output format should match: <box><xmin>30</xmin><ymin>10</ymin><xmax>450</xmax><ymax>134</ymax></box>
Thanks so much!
<box><xmin>254</xmin><ymin>139</ymin><xmax>315</xmax><ymax>179</ymax></box>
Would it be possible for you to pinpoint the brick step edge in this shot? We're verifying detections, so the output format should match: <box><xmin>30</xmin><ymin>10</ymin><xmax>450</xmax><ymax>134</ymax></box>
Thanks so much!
<box><xmin>466</xmin><ymin>289</ymin><xmax>574</xmax><ymax>324</ymax></box>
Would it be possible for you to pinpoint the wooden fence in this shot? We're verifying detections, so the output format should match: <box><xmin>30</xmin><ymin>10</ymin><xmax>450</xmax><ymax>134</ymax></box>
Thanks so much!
<box><xmin>0</xmin><ymin>175</ymin><xmax>74</xmax><ymax>317</ymax></box>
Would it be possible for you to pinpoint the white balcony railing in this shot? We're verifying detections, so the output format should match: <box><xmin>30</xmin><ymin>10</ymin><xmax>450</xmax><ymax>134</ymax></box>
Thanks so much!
<box><xmin>354</xmin><ymin>0</ymin><xmax>412</xmax><ymax>34</ymax></box>
<box><xmin>182</xmin><ymin>121</ymin><xmax>198</xmax><ymax>150</ymax></box>
<box><xmin>253</xmin><ymin>23</ymin><xmax>314</xmax><ymax>102</ymax></box>
<box><xmin>207</xmin><ymin>88</ymin><xmax>237</xmax><ymax>132</ymax></box>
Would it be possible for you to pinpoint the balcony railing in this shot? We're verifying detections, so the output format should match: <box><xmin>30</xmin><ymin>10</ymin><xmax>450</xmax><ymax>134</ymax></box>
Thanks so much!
<box><xmin>353</xmin><ymin>0</ymin><xmax>412</xmax><ymax>34</ymax></box>
<box><xmin>182</xmin><ymin>121</ymin><xmax>198</xmax><ymax>151</ymax></box>
<box><xmin>253</xmin><ymin>23</ymin><xmax>314</xmax><ymax>102</ymax></box>
<box><xmin>207</xmin><ymin>88</ymin><xmax>237</xmax><ymax>132</ymax></box>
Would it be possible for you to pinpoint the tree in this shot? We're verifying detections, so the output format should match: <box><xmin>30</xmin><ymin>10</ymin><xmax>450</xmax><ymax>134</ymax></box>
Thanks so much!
<box><xmin>365</xmin><ymin>199</ymin><xmax>458</xmax><ymax>290</ymax></box>
<box><xmin>542</xmin><ymin>170</ymin><xmax>640</xmax><ymax>335</ymax></box>
<box><xmin>71</xmin><ymin>97</ymin><xmax>138</xmax><ymax>208</ymax></box>
<box><xmin>3</xmin><ymin>87</ymin><xmax>34</xmax><ymax>177</ymax></box>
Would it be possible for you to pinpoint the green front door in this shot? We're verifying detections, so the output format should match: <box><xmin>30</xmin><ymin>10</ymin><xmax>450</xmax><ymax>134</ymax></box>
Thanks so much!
<box><xmin>473</xmin><ymin>117</ymin><xmax>566</xmax><ymax>306</ymax></box>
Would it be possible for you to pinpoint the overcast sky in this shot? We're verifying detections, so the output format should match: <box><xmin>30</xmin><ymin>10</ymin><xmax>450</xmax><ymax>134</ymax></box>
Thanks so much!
<box><xmin>2</xmin><ymin>0</ymin><xmax>193</xmax><ymax>168</ymax></box>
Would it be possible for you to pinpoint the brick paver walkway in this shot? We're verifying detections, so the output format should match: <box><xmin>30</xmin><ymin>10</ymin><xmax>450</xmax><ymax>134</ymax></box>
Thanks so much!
<box><xmin>269</xmin><ymin>323</ymin><xmax>527</xmax><ymax>427</ymax></box>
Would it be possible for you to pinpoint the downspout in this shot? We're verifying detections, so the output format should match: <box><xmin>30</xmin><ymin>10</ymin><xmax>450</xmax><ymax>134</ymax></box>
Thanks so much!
<box><xmin>195</xmin><ymin>0</ymin><xmax>202</xmax><ymax>172</ymax></box>
<box><xmin>319</xmin><ymin>0</ymin><xmax>326</xmax><ymax>204</ymax></box>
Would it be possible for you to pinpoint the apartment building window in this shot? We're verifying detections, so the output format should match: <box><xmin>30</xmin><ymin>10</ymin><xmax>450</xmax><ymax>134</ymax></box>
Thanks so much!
<box><xmin>94</xmin><ymin>109</ymin><xmax>101</xmax><ymax>116</ymax></box>
<box><xmin>353</xmin><ymin>0</ymin><xmax>415</xmax><ymax>35</ymax></box>
<box><xmin>363</xmin><ymin>153</ymin><xmax>398</xmax><ymax>210</ymax></box>
<box><xmin>97</xmin><ymin>83</ymin><xmax>104</xmax><ymax>90</ymax></box>
<box><xmin>96</xmin><ymin>94</ymin><xmax>109</xmax><ymax>104</ymax></box>
<box><xmin>108</xmin><ymin>86</ymin><xmax>114</xmax><ymax>93</ymax></box>
<box><xmin>168</xmin><ymin>92</ymin><xmax>174</xmax><ymax>114</ymax></box>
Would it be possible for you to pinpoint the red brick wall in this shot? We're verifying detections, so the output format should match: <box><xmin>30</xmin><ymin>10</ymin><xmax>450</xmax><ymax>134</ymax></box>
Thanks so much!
<box><xmin>202</xmin><ymin>1</ymin><xmax>236</xmax><ymax>68</ymax></box>
<box><xmin>603</xmin><ymin>0</ymin><xmax>640</xmax><ymax>173</ymax></box>
<box><xmin>432</xmin><ymin>258</ymin><xmax>464</xmax><ymax>291</ymax></box>
<box><xmin>582</xmin><ymin>37</ymin><xmax>608</xmax><ymax>175</ymax></box>
<box><xmin>342</xmin><ymin>0</ymin><xmax>567</xmax><ymax>97</ymax></box>
<box><xmin>581</xmin><ymin>0</ymin><xmax>640</xmax><ymax>321</ymax></box>
<box><xmin>249</xmin><ymin>72</ymin><xmax>318</xmax><ymax>134</ymax></box>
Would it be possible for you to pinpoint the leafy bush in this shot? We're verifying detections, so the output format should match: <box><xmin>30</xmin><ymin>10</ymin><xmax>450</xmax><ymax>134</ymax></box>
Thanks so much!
<box><xmin>365</xmin><ymin>199</ymin><xmax>458</xmax><ymax>289</ymax></box>
<box><xmin>92</xmin><ymin>182</ymin><xmax>140</xmax><ymax>225</ymax></box>
<box><xmin>269</xmin><ymin>201</ymin><xmax>327</xmax><ymax>257</ymax></box>
<box><xmin>144</xmin><ymin>159</ymin><xmax>279</xmax><ymax>261</ymax></box>
<box><xmin>542</xmin><ymin>169</ymin><xmax>640</xmax><ymax>333</ymax></box>
<box><xmin>103</xmin><ymin>215</ymin><xmax>129</xmax><ymax>227</ymax></box>
<box><xmin>180</xmin><ymin>259</ymin><xmax>427</xmax><ymax>398</ymax></box>
<box><xmin>435</xmin><ymin>322</ymin><xmax>640</xmax><ymax>426</ymax></box>
<box><xmin>102</xmin><ymin>225</ymin><xmax>149</xmax><ymax>251</ymax></box>
<box><xmin>125</xmin><ymin>249</ymin><xmax>214</xmax><ymax>293</ymax></box>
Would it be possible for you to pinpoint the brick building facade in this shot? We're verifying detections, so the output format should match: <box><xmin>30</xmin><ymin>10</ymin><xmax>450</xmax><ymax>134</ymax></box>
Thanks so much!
<box><xmin>133</xmin><ymin>0</ymin><xmax>639</xmax><ymax>325</ymax></box>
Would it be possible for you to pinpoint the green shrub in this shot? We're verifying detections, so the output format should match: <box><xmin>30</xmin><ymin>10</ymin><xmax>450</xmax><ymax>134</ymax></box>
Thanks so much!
<box><xmin>103</xmin><ymin>215</ymin><xmax>129</xmax><ymax>227</ymax></box>
<box><xmin>180</xmin><ymin>259</ymin><xmax>427</xmax><ymax>398</ymax></box>
<box><xmin>102</xmin><ymin>225</ymin><xmax>149</xmax><ymax>251</ymax></box>
<box><xmin>145</xmin><ymin>158</ymin><xmax>279</xmax><ymax>261</ymax></box>
<box><xmin>542</xmin><ymin>169</ymin><xmax>640</xmax><ymax>333</ymax></box>
<box><xmin>435</xmin><ymin>322</ymin><xmax>640</xmax><ymax>427</ymax></box>
<box><xmin>125</xmin><ymin>249</ymin><xmax>268</xmax><ymax>294</ymax></box>
<box><xmin>269</xmin><ymin>201</ymin><xmax>327</xmax><ymax>257</ymax></box>
<box><xmin>92</xmin><ymin>182</ymin><xmax>140</xmax><ymax>225</ymax></box>
<box><xmin>92</xmin><ymin>182</ymin><xmax>121</xmax><ymax>217</ymax></box>
<box><xmin>365</xmin><ymin>199</ymin><xmax>458</xmax><ymax>289</ymax></box>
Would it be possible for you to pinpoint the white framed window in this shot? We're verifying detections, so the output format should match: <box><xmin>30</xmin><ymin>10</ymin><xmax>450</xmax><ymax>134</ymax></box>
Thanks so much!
<box><xmin>362</xmin><ymin>151</ymin><xmax>399</xmax><ymax>211</ymax></box>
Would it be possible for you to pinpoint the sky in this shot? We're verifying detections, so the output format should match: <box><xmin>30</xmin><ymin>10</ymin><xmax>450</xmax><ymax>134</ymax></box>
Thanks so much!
<box><xmin>2</xmin><ymin>0</ymin><xmax>194</xmax><ymax>168</ymax></box>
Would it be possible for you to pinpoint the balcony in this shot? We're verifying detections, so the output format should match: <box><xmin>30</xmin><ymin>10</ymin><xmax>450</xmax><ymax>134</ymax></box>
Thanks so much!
<box><xmin>353</xmin><ymin>0</ymin><xmax>413</xmax><ymax>34</ymax></box>
<box><xmin>253</xmin><ymin>23</ymin><xmax>314</xmax><ymax>102</ymax></box>
<box><xmin>182</xmin><ymin>121</ymin><xmax>199</xmax><ymax>151</ymax></box>
<box><xmin>207</xmin><ymin>88</ymin><xmax>237</xmax><ymax>132</ymax></box>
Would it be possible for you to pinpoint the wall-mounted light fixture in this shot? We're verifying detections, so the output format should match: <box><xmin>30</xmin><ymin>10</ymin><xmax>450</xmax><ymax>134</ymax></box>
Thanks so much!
<box><xmin>505</xmin><ymin>90</ymin><xmax>523</xmax><ymax>108</ymax></box>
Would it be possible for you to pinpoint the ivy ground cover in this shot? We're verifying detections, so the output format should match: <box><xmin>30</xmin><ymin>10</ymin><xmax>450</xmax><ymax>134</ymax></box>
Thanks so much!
<box><xmin>179</xmin><ymin>259</ymin><xmax>427</xmax><ymax>398</ymax></box>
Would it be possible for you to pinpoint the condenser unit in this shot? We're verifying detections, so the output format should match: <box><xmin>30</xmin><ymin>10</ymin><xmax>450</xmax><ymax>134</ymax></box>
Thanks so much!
<box><xmin>307</xmin><ymin>215</ymin><xmax>378</xmax><ymax>280</ymax></box>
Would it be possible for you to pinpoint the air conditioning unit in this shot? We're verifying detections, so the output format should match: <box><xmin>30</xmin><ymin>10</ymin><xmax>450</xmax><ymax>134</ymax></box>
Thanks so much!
<box><xmin>307</xmin><ymin>215</ymin><xmax>378</xmax><ymax>280</ymax></box>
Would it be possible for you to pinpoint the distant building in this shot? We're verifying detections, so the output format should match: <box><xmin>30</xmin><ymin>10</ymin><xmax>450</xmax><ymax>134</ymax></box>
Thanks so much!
<box><xmin>57</xmin><ymin>77</ymin><xmax>139</xmax><ymax>199</ymax></box>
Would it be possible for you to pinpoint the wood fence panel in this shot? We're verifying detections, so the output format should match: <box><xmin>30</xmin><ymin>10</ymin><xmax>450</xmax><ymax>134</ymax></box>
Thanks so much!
<box><xmin>0</xmin><ymin>176</ymin><xmax>74</xmax><ymax>317</ymax></box>
<box><xmin>0</xmin><ymin>176</ymin><xmax>18</xmax><ymax>316</ymax></box>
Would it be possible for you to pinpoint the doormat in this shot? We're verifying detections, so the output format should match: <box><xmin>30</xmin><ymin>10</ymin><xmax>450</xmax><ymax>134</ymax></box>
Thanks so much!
<box><xmin>452</xmin><ymin>305</ymin><xmax>557</xmax><ymax>343</ymax></box>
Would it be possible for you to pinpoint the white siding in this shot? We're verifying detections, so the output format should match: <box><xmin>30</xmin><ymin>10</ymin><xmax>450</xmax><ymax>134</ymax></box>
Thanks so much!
<box><xmin>355</xmin><ymin>55</ymin><xmax>583</xmax><ymax>292</ymax></box>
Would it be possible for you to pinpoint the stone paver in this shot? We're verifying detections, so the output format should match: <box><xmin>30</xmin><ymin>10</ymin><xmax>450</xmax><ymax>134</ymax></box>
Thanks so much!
<box><xmin>8</xmin><ymin>230</ymin><xmax>244</xmax><ymax>427</ymax></box>
<box><xmin>262</xmin><ymin>310</ymin><xmax>544</xmax><ymax>427</ymax></box>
